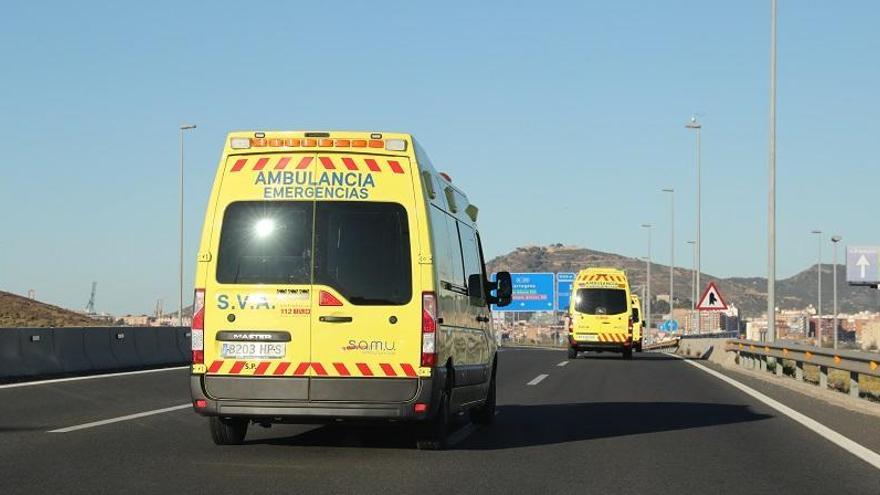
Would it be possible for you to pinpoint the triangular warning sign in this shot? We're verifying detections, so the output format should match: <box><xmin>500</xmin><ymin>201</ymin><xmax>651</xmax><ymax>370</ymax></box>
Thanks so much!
<box><xmin>696</xmin><ymin>282</ymin><xmax>728</xmax><ymax>311</ymax></box>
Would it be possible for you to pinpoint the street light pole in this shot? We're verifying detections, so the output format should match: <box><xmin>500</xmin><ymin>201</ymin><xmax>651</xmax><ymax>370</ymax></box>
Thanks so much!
<box><xmin>179</xmin><ymin>124</ymin><xmax>197</xmax><ymax>326</ymax></box>
<box><xmin>832</xmin><ymin>235</ymin><xmax>842</xmax><ymax>350</ymax></box>
<box><xmin>767</xmin><ymin>0</ymin><xmax>778</xmax><ymax>343</ymax></box>
<box><xmin>687</xmin><ymin>240</ymin><xmax>696</xmax><ymax>334</ymax></box>
<box><xmin>642</xmin><ymin>224</ymin><xmax>653</xmax><ymax>332</ymax></box>
<box><xmin>685</xmin><ymin>117</ymin><xmax>702</xmax><ymax>334</ymax></box>
<box><xmin>662</xmin><ymin>189</ymin><xmax>675</xmax><ymax>319</ymax></box>
<box><xmin>811</xmin><ymin>230</ymin><xmax>823</xmax><ymax>346</ymax></box>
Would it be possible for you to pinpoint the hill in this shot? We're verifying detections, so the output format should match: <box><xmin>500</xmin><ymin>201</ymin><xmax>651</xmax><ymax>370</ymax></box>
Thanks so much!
<box><xmin>0</xmin><ymin>291</ymin><xmax>110</xmax><ymax>328</ymax></box>
<box><xmin>487</xmin><ymin>245</ymin><xmax>880</xmax><ymax>317</ymax></box>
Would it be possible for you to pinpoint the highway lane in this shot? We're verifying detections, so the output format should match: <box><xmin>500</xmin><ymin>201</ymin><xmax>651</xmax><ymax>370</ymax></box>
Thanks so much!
<box><xmin>1</xmin><ymin>348</ymin><xmax>878</xmax><ymax>494</ymax></box>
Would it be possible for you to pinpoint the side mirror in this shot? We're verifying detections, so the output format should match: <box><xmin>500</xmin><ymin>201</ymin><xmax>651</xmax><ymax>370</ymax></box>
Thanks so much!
<box><xmin>467</xmin><ymin>274</ymin><xmax>483</xmax><ymax>298</ymax></box>
<box><xmin>642</xmin><ymin>321</ymin><xmax>646</xmax><ymax>328</ymax></box>
<box><xmin>489</xmin><ymin>271</ymin><xmax>513</xmax><ymax>307</ymax></box>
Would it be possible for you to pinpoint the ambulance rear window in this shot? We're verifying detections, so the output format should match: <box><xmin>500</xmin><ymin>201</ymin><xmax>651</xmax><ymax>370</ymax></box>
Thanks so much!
<box><xmin>216</xmin><ymin>202</ymin><xmax>313</xmax><ymax>284</ymax></box>
<box><xmin>574</xmin><ymin>288</ymin><xmax>628</xmax><ymax>315</ymax></box>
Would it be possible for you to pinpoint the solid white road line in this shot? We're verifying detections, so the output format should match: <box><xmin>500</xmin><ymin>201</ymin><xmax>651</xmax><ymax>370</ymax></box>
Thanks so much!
<box><xmin>557</xmin><ymin>361</ymin><xmax>569</xmax><ymax>367</ymax></box>
<box><xmin>527</xmin><ymin>374</ymin><xmax>549</xmax><ymax>386</ymax></box>
<box><xmin>0</xmin><ymin>366</ymin><xmax>190</xmax><ymax>390</ymax></box>
<box><xmin>48</xmin><ymin>404</ymin><xmax>191</xmax><ymax>433</ymax></box>
<box><xmin>664</xmin><ymin>352</ymin><xmax>880</xmax><ymax>471</ymax></box>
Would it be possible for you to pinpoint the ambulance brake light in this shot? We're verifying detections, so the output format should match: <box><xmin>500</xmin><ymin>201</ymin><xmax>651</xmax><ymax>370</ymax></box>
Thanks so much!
<box><xmin>421</xmin><ymin>292</ymin><xmax>438</xmax><ymax>367</ymax></box>
<box><xmin>191</xmin><ymin>289</ymin><xmax>205</xmax><ymax>365</ymax></box>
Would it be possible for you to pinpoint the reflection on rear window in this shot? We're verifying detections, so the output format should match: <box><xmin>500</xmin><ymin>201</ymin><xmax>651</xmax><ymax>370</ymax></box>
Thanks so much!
<box><xmin>216</xmin><ymin>202</ymin><xmax>313</xmax><ymax>284</ymax></box>
<box><xmin>574</xmin><ymin>289</ymin><xmax>628</xmax><ymax>315</ymax></box>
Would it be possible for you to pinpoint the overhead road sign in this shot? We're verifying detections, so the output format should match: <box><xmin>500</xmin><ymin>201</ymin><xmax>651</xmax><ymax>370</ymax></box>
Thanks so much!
<box><xmin>492</xmin><ymin>273</ymin><xmax>555</xmax><ymax>312</ymax></box>
<box><xmin>846</xmin><ymin>246</ymin><xmax>880</xmax><ymax>286</ymax></box>
<box><xmin>697</xmin><ymin>282</ymin><xmax>727</xmax><ymax>311</ymax></box>
<box><xmin>555</xmin><ymin>272</ymin><xmax>575</xmax><ymax>311</ymax></box>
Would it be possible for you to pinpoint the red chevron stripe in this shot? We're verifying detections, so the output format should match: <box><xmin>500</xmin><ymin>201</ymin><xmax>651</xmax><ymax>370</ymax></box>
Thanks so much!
<box><xmin>387</xmin><ymin>160</ymin><xmax>404</xmax><ymax>174</ymax></box>
<box><xmin>333</xmin><ymin>363</ymin><xmax>351</xmax><ymax>376</ymax></box>
<box><xmin>273</xmin><ymin>362</ymin><xmax>290</xmax><ymax>375</ymax></box>
<box><xmin>208</xmin><ymin>360</ymin><xmax>223</xmax><ymax>373</ymax></box>
<box><xmin>319</xmin><ymin>156</ymin><xmax>335</xmax><ymax>170</ymax></box>
<box><xmin>311</xmin><ymin>362</ymin><xmax>328</xmax><ymax>376</ymax></box>
<box><xmin>341</xmin><ymin>157</ymin><xmax>359</xmax><ymax>170</ymax></box>
<box><xmin>293</xmin><ymin>362</ymin><xmax>310</xmax><ymax>376</ymax></box>
<box><xmin>253</xmin><ymin>157</ymin><xmax>270</xmax><ymax>170</ymax></box>
<box><xmin>357</xmin><ymin>363</ymin><xmax>373</xmax><ymax>376</ymax></box>
<box><xmin>230</xmin><ymin>159</ymin><xmax>247</xmax><ymax>172</ymax></box>
<box><xmin>400</xmin><ymin>363</ymin><xmax>417</xmax><ymax>377</ymax></box>
<box><xmin>379</xmin><ymin>363</ymin><xmax>397</xmax><ymax>376</ymax></box>
<box><xmin>296</xmin><ymin>156</ymin><xmax>313</xmax><ymax>169</ymax></box>
<box><xmin>229</xmin><ymin>361</ymin><xmax>245</xmax><ymax>374</ymax></box>
<box><xmin>254</xmin><ymin>362</ymin><xmax>270</xmax><ymax>375</ymax></box>
<box><xmin>274</xmin><ymin>156</ymin><xmax>291</xmax><ymax>170</ymax></box>
<box><xmin>364</xmin><ymin>158</ymin><xmax>381</xmax><ymax>172</ymax></box>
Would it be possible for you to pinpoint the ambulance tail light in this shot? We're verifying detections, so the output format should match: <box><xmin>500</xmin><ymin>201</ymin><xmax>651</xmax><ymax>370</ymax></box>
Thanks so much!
<box><xmin>421</xmin><ymin>292</ymin><xmax>438</xmax><ymax>367</ymax></box>
<box><xmin>191</xmin><ymin>289</ymin><xmax>205</xmax><ymax>365</ymax></box>
<box><xmin>628</xmin><ymin>317</ymin><xmax>634</xmax><ymax>335</ymax></box>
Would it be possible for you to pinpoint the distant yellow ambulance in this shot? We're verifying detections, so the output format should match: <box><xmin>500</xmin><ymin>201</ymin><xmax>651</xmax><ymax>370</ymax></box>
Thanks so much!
<box><xmin>567</xmin><ymin>268</ymin><xmax>634</xmax><ymax>359</ymax></box>
<box><xmin>189</xmin><ymin>130</ymin><xmax>512</xmax><ymax>449</ymax></box>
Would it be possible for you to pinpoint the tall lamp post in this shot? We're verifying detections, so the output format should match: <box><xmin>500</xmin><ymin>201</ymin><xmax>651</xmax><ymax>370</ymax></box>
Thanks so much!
<box><xmin>831</xmin><ymin>235</ymin><xmax>842</xmax><ymax>349</ymax></box>
<box><xmin>811</xmin><ymin>230</ymin><xmax>823</xmax><ymax>345</ymax></box>
<box><xmin>179</xmin><ymin>124</ymin><xmax>197</xmax><ymax>326</ymax></box>
<box><xmin>767</xmin><ymin>0</ymin><xmax>778</xmax><ymax>342</ymax></box>
<box><xmin>687</xmin><ymin>240</ymin><xmax>696</xmax><ymax>334</ymax></box>
<box><xmin>662</xmin><ymin>188</ymin><xmax>675</xmax><ymax>319</ymax></box>
<box><xmin>642</xmin><ymin>224</ymin><xmax>653</xmax><ymax>332</ymax></box>
<box><xmin>685</xmin><ymin>116</ymin><xmax>702</xmax><ymax>333</ymax></box>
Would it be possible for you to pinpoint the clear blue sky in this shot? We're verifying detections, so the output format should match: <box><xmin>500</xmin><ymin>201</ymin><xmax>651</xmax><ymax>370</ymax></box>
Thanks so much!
<box><xmin>1</xmin><ymin>1</ymin><xmax>878</xmax><ymax>315</ymax></box>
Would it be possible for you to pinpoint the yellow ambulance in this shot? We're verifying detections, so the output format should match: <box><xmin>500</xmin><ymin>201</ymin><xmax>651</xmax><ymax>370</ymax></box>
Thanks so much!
<box><xmin>189</xmin><ymin>131</ymin><xmax>512</xmax><ymax>449</ymax></box>
<box><xmin>630</xmin><ymin>294</ymin><xmax>643</xmax><ymax>352</ymax></box>
<box><xmin>567</xmin><ymin>268</ymin><xmax>634</xmax><ymax>359</ymax></box>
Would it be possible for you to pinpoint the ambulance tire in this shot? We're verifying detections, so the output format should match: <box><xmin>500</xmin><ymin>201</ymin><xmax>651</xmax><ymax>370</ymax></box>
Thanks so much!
<box><xmin>416</xmin><ymin>392</ymin><xmax>450</xmax><ymax>450</ymax></box>
<box><xmin>635</xmin><ymin>341</ymin><xmax>643</xmax><ymax>353</ymax></box>
<box><xmin>472</xmin><ymin>366</ymin><xmax>497</xmax><ymax>426</ymax></box>
<box><xmin>622</xmin><ymin>348</ymin><xmax>633</xmax><ymax>360</ymax></box>
<box><xmin>567</xmin><ymin>347</ymin><xmax>578</xmax><ymax>359</ymax></box>
<box><xmin>210</xmin><ymin>416</ymin><xmax>248</xmax><ymax>445</ymax></box>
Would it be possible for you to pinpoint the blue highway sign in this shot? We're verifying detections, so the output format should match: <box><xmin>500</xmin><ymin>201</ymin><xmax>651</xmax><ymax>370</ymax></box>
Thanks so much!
<box><xmin>492</xmin><ymin>272</ymin><xmax>555</xmax><ymax>312</ymax></box>
<box><xmin>556</xmin><ymin>272</ymin><xmax>575</xmax><ymax>311</ymax></box>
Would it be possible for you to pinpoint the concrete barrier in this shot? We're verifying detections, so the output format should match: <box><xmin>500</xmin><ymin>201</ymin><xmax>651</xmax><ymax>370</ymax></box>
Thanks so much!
<box><xmin>0</xmin><ymin>326</ymin><xmax>191</xmax><ymax>380</ymax></box>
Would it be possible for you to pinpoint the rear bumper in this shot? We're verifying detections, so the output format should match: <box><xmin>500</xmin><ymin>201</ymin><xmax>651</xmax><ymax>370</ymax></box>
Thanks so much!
<box><xmin>570</xmin><ymin>341</ymin><xmax>631</xmax><ymax>352</ymax></box>
<box><xmin>190</xmin><ymin>373</ymin><xmax>441</xmax><ymax>422</ymax></box>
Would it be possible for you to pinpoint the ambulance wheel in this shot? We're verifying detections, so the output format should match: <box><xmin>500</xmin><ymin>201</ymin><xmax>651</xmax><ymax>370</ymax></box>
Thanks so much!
<box><xmin>472</xmin><ymin>368</ymin><xmax>497</xmax><ymax>426</ymax></box>
<box><xmin>209</xmin><ymin>416</ymin><xmax>248</xmax><ymax>445</ymax></box>
<box><xmin>567</xmin><ymin>347</ymin><xmax>578</xmax><ymax>359</ymax></box>
<box><xmin>416</xmin><ymin>393</ymin><xmax>450</xmax><ymax>450</ymax></box>
<box><xmin>622</xmin><ymin>348</ymin><xmax>633</xmax><ymax>360</ymax></box>
<box><xmin>635</xmin><ymin>341</ymin><xmax>643</xmax><ymax>352</ymax></box>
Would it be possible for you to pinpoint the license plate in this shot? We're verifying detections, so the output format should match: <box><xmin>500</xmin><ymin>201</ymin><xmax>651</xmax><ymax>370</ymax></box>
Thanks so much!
<box><xmin>220</xmin><ymin>342</ymin><xmax>286</xmax><ymax>359</ymax></box>
<box><xmin>584</xmin><ymin>334</ymin><xmax>599</xmax><ymax>342</ymax></box>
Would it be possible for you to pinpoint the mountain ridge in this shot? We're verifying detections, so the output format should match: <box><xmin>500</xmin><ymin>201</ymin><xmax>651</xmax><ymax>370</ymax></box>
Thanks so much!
<box><xmin>486</xmin><ymin>244</ymin><xmax>880</xmax><ymax>317</ymax></box>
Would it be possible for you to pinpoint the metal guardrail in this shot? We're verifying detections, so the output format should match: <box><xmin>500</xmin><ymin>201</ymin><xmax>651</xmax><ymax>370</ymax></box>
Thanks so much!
<box><xmin>725</xmin><ymin>339</ymin><xmax>880</xmax><ymax>400</ymax></box>
<box><xmin>643</xmin><ymin>338</ymin><xmax>680</xmax><ymax>351</ymax></box>
<box><xmin>680</xmin><ymin>331</ymin><xmax>740</xmax><ymax>340</ymax></box>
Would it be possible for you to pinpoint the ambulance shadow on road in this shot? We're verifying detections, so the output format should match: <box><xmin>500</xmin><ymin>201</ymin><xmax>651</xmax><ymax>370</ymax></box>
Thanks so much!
<box><xmin>245</xmin><ymin>402</ymin><xmax>770</xmax><ymax>450</ymax></box>
<box><xmin>458</xmin><ymin>402</ymin><xmax>772</xmax><ymax>450</ymax></box>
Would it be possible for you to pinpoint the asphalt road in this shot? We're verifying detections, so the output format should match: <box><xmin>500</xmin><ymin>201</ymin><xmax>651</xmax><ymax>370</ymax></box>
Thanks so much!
<box><xmin>1</xmin><ymin>349</ymin><xmax>879</xmax><ymax>494</ymax></box>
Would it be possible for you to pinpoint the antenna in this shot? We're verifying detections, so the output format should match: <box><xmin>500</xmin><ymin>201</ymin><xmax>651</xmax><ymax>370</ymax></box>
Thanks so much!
<box><xmin>85</xmin><ymin>282</ymin><xmax>97</xmax><ymax>315</ymax></box>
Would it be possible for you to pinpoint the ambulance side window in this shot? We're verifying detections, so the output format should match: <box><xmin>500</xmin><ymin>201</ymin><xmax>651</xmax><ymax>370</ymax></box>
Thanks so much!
<box><xmin>458</xmin><ymin>223</ymin><xmax>485</xmax><ymax>307</ymax></box>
